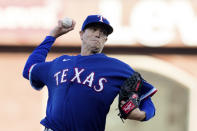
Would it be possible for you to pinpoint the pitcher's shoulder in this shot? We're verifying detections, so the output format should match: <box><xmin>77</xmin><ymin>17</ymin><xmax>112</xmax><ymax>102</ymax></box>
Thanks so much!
<box><xmin>52</xmin><ymin>55</ymin><xmax>75</xmax><ymax>62</ymax></box>
<box><xmin>106</xmin><ymin>55</ymin><xmax>131</xmax><ymax>66</ymax></box>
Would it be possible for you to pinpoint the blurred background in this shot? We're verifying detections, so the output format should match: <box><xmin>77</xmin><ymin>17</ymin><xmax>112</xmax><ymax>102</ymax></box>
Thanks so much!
<box><xmin>0</xmin><ymin>0</ymin><xmax>197</xmax><ymax>131</ymax></box>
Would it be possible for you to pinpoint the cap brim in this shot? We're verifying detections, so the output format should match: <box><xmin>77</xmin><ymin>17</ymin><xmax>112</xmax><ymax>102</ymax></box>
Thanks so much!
<box><xmin>84</xmin><ymin>22</ymin><xmax>113</xmax><ymax>35</ymax></box>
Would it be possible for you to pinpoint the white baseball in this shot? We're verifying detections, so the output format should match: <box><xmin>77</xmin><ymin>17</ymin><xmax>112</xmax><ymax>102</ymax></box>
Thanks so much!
<box><xmin>62</xmin><ymin>17</ymin><xmax>73</xmax><ymax>28</ymax></box>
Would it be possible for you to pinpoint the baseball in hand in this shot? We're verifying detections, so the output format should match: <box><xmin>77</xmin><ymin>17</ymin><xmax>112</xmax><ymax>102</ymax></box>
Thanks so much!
<box><xmin>62</xmin><ymin>17</ymin><xmax>73</xmax><ymax>28</ymax></box>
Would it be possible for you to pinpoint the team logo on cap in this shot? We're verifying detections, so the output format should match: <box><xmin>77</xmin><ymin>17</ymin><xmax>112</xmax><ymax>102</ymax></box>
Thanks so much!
<box><xmin>98</xmin><ymin>15</ymin><xmax>106</xmax><ymax>22</ymax></box>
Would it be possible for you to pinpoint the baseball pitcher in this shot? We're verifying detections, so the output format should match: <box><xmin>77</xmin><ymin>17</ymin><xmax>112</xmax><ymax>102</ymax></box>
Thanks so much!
<box><xmin>23</xmin><ymin>15</ymin><xmax>157</xmax><ymax>131</ymax></box>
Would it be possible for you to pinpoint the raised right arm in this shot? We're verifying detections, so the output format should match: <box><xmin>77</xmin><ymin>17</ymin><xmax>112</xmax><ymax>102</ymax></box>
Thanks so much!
<box><xmin>22</xmin><ymin>36</ymin><xmax>56</xmax><ymax>79</ymax></box>
<box><xmin>23</xmin><ymin>19</ymin><xmax>76</xmax><ymax>80</ymax></box>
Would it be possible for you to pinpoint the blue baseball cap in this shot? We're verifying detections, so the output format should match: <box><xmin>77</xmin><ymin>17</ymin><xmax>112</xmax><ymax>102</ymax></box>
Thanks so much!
<box><xmin>81</xmin><ymin>15</ymin><xmax>113</xmax><ymax>35</ymax></box>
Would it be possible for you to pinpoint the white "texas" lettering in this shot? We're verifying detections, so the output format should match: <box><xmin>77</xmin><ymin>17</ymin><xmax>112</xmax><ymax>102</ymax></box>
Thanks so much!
<box><xmin>53</xmin><ymin>68</ymin><xmax>107</xmax><ymax>92</ymax></box>
<box><xmin>70</xmin><ymin>68</ymin><xmax>85</xmax><ymax>83</ymax></box>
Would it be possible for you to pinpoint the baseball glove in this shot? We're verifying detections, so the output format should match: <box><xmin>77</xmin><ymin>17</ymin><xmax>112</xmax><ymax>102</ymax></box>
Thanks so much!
<box><xmin>118</xmin><ymin>72</ymin><xmax>143</xmax><ymax>120</ymax></box>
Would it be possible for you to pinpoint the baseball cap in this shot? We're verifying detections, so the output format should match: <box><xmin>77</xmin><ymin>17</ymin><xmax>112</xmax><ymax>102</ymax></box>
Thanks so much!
<box><xmin>81</xmin><ymin>15</ymin><xmax>113</xmax><ymax>35</ymax></box>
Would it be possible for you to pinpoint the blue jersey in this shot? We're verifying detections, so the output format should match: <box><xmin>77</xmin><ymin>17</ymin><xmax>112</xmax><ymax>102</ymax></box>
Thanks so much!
<box><xmin>23</xmin><ymin>36</ymin><xmax>157</xmax><ymax>131</ymax></box>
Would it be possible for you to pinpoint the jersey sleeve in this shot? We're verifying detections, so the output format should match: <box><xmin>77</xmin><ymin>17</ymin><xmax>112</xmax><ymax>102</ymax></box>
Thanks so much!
<box><xmin>29</xmin><ymin>62</ymin><xmax>51</xmax><ymax>90</ymax></box>
<box><xmin>140</xmin><ymin>80</ymin><xmax>157</xmax><ymax>101</ymax></box>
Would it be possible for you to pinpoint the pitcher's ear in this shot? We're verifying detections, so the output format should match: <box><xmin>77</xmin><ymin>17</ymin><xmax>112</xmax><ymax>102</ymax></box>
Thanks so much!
<box><xmin>79</xmin><ymin>31</ymin><xmax>84</xmax><ymax>40</ymax></box>
<box><xmin>104</xmin><ymin>37</ymin><xmax>108</xmax><ymax>42</ymax></box>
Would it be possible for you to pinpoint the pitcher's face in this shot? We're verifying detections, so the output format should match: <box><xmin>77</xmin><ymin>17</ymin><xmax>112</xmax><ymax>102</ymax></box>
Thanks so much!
<box><xmin>80</xmin><ymin>25</ymin><xmax>108</xmax><ymax>54</ymax></box>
